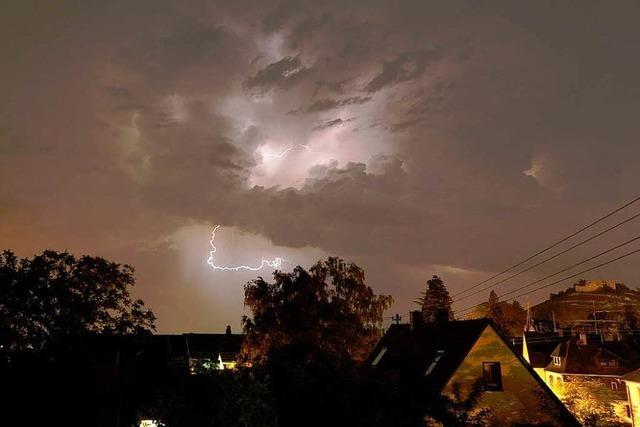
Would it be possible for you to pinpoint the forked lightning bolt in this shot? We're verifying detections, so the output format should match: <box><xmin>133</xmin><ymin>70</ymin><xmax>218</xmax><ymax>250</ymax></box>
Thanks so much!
<box><xmin>207</xmin><ymin>225</ymin><xmax>283</xmax><ymax>271</ymax></box>
<box><xmin>261</xmin><ymin>143</ymin><xmax>313</xmax><ymax>159</ymax></box>
<box><xmin>262</xmin><ymin>143</ymin><xmax>294</xmax><ymax>159</ymax></box>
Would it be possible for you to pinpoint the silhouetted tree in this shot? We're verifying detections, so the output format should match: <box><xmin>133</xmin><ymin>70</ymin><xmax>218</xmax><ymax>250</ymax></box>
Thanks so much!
<box><xmin>241</xmin><ymin>256</ymin><xmax>393</xmax><ymax>365</ymax></box>
<box><xmin>0</xmin><ymin>249</ymin><xmax>155</xmax><ymax>354</ymax></box>
<box><xmin>139</xmin><ymin>368</ymin><xmax>278</xmax><ymax>427</ymax></box>
<box><xmin>417</xmin><ymin>275</ymin><xmax>453</xmax><ymax>322</ymax></box>
<box><xmin>238</xmin><ymin>257</ymin><xmax>427</xmax><ymax>427</ymax></box>
<box><xmin>487</xmin><ymin>290</ymin><xmax>506</xmax><ymax>333</ymax></box>
<box><xmin>425</xmin><ymin>381</ymin><xmax>495</xmax><ymax>426</ymax></box>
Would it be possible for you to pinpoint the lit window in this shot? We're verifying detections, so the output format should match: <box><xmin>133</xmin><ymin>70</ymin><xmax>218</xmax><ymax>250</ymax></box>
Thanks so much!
<box><xmin>139</xmin><ymin>420</ymin><xmax>164</xmax><ymax>427</ymax></box>
<box><xmin>611</xmin><ymin>381</ymin><xmax>619</xmax><ymax>391</ymax></box>
<box><xmin>553</xmin><ymin>356</ymin><xmax>561</xmax><ymax>365</ymax></box>
<box><xmin>371</xmin><ymin>347</ymin><xmax>387</xmax><ymax>366</ymax></box>
<box><xmin>424</xmin><ymin>350</ymin><xmax>445</xmax><ymax>376</ymax></box>
<box><xmin>482</xmin><ymin>362</ymin><xmax>503</xmax><ymax>391</ymax></box>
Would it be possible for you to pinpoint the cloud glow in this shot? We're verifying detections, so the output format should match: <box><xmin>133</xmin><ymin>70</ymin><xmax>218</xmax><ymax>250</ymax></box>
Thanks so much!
<box><xmin>207</xmin><ymin>225</ymin><xmax>283</xmax><ymax>271</ymax></box>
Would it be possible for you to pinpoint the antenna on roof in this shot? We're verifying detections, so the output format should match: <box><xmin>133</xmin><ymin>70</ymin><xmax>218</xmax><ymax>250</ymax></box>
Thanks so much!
<box><xmin>525</xmin><ymin>301</ymin><xmax>536</xmax><ymax>332</ymax></box>
<box><xmin>392</xmin><ymin>313</ymin><xmax>402</xmax><ymax>325</ymax></box>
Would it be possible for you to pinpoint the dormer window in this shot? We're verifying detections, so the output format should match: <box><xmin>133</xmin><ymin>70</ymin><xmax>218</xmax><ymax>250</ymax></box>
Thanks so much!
<box><xmin>424</xmin><ymin>350</ymin><xmax>445</xmax><ymax>376</ymax></box>
<box><xmin>552</xmin><ymin>356</ymin><xmax>561</xmax><ymax>366</ymax></box>
<box><xmin>371</xmin><ymin>347</ymin><xmax>387</xmax><ymax>366</ymax></box>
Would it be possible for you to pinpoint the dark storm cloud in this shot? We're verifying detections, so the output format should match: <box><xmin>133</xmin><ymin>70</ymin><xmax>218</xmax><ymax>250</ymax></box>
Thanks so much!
<box><xmin>245</xmin><ymin>55</ymin><xmax>311</xmax><ymax>92</ymax></box>
<box><xmin>3</xmin><ymin>0</ymin><xmax>640</xmax><ymax>331</ymax></box>
<box><xmin>311</xmin><ymin>77</ymin><xmax>353</xmax><ymax>97</ymax></box>
<box><xmin>290</xmin><ymin>96</ymin><xmax>372</xmax><ymax>114</ymax></box>
<box><xmin>312</xmin><ymin>117</ymin><xmax>355</xmax><ymax>131</ymax></box>
<box><xmin>365</xmin><ymin>48</ymin><xmax>443</xmax><ymax>93</ymax></box>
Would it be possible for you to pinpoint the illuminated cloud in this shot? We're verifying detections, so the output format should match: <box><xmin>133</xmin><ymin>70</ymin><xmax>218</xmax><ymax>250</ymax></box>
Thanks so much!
<box><xmin>2</xmin><ymin>0</ymin><xmax>640</xmax><ymax>331</ymax></box>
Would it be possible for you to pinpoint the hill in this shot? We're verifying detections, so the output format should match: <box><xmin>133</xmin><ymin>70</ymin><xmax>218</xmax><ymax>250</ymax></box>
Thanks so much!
<box><xmin>532</xmin><ymin>280</ymin><xmax>640</xmax><ymax>329</ymax></box>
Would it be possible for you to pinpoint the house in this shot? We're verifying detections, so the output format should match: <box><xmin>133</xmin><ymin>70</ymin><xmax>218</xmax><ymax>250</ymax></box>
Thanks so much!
<box><xmin>624</xmin><ymin>368</ymin><xmax>640</xmax><ymax>426</ymax></box>
<box><xmin>180</xmin><ymin>332</ymin><xmax>244</xmax><ymax>374</ymax></box>
<box><xmin>522</xmin><ymin>331</ymin><xmax>568</xmax><ymax>379</ymax></box>
<box><xmin>368</xmin><ymin>314</ymin><xmax>578</xmax><ymax>426</ymax></box>
<box><xmin>543</xmin><ymin>337</ymin><xmax>640</xmax><ymax>424</ymax></box>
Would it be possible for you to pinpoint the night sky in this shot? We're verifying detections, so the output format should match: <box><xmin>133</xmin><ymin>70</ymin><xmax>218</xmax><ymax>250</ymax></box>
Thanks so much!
<box><xmin>2</xmin><ymin>1</ymin><xmax>640</xmax><ymax>332</ymax></box>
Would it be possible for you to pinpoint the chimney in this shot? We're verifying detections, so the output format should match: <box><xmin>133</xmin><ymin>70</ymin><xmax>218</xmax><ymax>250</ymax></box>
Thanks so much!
<box><xmin>578</xmin><ymin>332</ymin><xmax>588</xmax><ymax>346</ymax></box>
<box><xmin>435</xmin><ymin>308</ymin><xmax>450</xmax><ymax>324</ymax></box>
<box><xmin>410</xmin><ymin>311</ymin><xmax>424</xmax><ymax>330</ymax></box>
<box><xmin>225</xmin><ymin>325</ymin><xmax>232</xmax><ymax>335</ymax></box>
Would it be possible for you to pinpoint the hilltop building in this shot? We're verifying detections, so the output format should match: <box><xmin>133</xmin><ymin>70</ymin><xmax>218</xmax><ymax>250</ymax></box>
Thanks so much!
<box><xmin>574</xmin><ymin>279</ymin><xmax>618</xmax><ymax>293</ymax></box>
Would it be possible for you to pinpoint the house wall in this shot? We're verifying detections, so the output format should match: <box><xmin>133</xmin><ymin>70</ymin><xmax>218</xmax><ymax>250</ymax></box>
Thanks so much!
<box><xmin>544</xmin><ymin>372</ymin><xmax>631</xmax><ymax>425</ymax></box>
<box><xmin>444</xmin><ymin>326</ymin><xmax>569</xmax><ymax>426</ymax></box>
<box><xmin>533</xmin><ymin>367</ymin><xmax>546</xmax><ymax>380</ymax></box>
<box><xmin>626</xmin><ymin>381</ymin><xmax>640</xmax><ymax>426</ymax></box>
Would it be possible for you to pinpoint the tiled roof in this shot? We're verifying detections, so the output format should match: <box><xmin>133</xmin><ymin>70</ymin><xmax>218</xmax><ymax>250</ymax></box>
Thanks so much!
<box><xmin>368</xmin><ymin>318</ymin><xmax>580</xmax><ymax>425</ymax></box>
<box><xmin>624</xmin><ymin>368</ymin><xmax>640</xmax><ymax>382</ymax></box>
<box><xmin>524</xmin><ymin>332</ymin><xmax>568</xmax><ymax>368</ymax></box>
<box><xmin>546</xmin><ymin>339</ymin><xmax>639</xmax><ymax>375</ymax></box>
<box><xmin>368</xmin><ymin>319</ymin><xmax>491</xmax><ymax>393</ymax></box>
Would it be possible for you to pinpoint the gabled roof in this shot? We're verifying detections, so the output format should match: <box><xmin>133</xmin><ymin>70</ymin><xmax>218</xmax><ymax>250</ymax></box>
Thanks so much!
<box><xmin>546</xmin><ymin>339</ymin><xmax>638</xmax><ymax>375</ymax></box>
<box><xmin>523</xmin><ymin>332</ymin><xmax>568</xmax><ymax>368</ymax></box>
<box><xmin>183</xmin><ymin>333</ymin><xmax>244</xmax><ymax>355</ymax></box>
<box><xmin>624</xmin><ymin>367</ymin><xmax>640</xmax><ymax>382</ymax></box>
<box><xmin>369</xmin><ymin>318</ymin><xmax>580</xmax><ymax>425</ymax></box>
<box><xmin>368</xmin><ymin>319</ymin><xmax>495</xmax><ymax>393</ymax></box>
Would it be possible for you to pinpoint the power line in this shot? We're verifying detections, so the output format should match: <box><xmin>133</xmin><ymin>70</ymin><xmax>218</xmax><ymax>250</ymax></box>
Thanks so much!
<box><xmin>454</xmin><ymin>211</ymin><xmax>640</xmax><ymax>303</ymax></box>
<box><xmin>452</xmin><ymin>195</ymin><xmax>640</xmax><ymax>299</ymax></box>
<box><xmin>497</xmin><ymin>235</ymin><xmax>640</xmax><ymax>301</ymax></box>
<box><xmin>455</xmin><ymin>246</ymin><xmax>640</xmax><ymax>316</ymax></box>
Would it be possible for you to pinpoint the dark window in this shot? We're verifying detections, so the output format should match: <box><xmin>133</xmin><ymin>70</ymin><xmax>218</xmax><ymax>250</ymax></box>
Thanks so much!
<box><xmin>482</xmin><ymin>362</ymin><xmax>503</xmax><ymax>391</ymax></box>
<box><xmin>599</xmin><ymin>358</ymin><xmax>618</xmax><ymax>367</ymax></box>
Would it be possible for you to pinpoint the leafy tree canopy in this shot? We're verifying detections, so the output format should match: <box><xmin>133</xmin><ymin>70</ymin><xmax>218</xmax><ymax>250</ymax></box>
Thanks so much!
<box><xmin>557</xmin><ymin>377</ymin><xmax>621</xmax><ymax>426</ymax></box>
<box><xmin>0</xmin><ymin>249</ymin><xmax>156</xmax><ymax>353</ymax></box>
<box><xmin>241</xmin><ymin>256</ymin><xmax>393</xmax><ymax>365</ymax></box>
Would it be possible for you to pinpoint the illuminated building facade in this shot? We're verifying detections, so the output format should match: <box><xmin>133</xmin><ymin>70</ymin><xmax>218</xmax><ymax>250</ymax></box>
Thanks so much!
<box><xmin>368</xmin><ymin>316</ymin><xmax>579</xmax><ymax>426</ymax></box>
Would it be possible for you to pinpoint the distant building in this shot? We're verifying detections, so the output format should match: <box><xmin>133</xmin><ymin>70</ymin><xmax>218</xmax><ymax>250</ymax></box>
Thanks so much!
<box><xmin>368</xmin><ymin>315</ymin><xmax>578</xmax><ymax>426</ymax></box>
<box><xmin>181</xmin><ymin>332</ymin><xmax>244</xmax><ymax>374</ymax></box>
<box><xmin>53</xmin><ymin>331</ymin><xmax>244</xmax><ymax>427</ymax></box>
<box><xmin>522</xmin><ymin>331</ymin><xmax>567</xmax><ymax>379</ymax></box>
<box><xmin>543</xmin><ymin>337</ymin><xmax>640</xmax><ymax>424</ymax></box>
<box><xmin>574</xmin><ymin>279</ymin><xmax>617</xmax><ymax>293</ymax></box>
